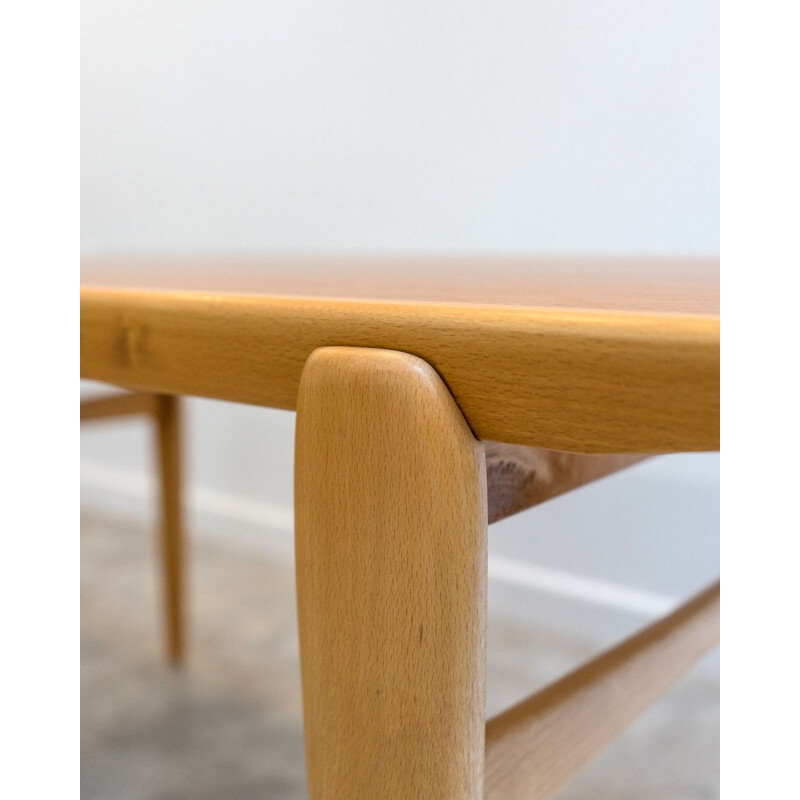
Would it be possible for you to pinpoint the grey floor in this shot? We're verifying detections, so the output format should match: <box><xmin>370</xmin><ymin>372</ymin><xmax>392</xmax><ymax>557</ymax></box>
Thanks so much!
<box><xmin>81</xmin><ymin>511</ymin><xmax>719</xmax><ymax>799</ymax></box>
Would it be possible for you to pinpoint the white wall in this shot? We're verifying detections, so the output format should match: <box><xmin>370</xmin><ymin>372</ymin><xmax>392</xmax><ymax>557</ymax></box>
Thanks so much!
<box><xmin>81</xmin><ymin>1</ymin><xmax>719</xmax><ymax>659</ymax></box>
<box><xmin>82</xmin><ymin>0</ymin><xmax>719</xmax><ymax>253</ymax></box>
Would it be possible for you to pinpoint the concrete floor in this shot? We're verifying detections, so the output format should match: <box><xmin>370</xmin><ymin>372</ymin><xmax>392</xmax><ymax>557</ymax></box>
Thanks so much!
<box><xmin>81</xmin><ymin>511</ymin><xmax>719</xmax><ymax>799</ymax></box>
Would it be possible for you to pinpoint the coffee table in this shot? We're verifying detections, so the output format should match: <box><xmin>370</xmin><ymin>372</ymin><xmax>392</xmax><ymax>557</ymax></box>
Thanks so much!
<box><xmin>81</xmin><ymin>255</ymin><xmax>720</xmax><ymax>800</ymax></box>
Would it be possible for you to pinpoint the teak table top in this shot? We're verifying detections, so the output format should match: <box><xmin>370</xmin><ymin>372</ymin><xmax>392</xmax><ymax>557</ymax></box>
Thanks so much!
<box><xmin>80</xmin><ymin>255</ymin><xmax>720</xmax><ymax>454</ymax></box>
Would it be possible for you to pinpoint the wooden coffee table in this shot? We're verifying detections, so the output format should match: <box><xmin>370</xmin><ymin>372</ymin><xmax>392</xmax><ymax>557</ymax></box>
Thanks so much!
<box><xmin>81</xmin><ymin>255</ymin><xmax>720</xmax><ymax>800</ymax></box>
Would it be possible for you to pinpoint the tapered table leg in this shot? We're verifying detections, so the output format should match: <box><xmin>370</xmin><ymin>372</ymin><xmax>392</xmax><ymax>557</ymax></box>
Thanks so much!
<box><xmin>155</xmin><ymin>394</ymin><xmax>185</xmax><ymax>664</ymax></box>
<box><xmin>295</xmin><ymin>347</ymin><xmax>488</xmax><ymax>800</ymax></box>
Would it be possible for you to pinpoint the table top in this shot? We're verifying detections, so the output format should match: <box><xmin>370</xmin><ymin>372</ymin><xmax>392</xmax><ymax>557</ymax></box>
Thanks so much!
<box><xmin>81</xmin><ymin>255</ymin><xmax>718</xmax><ymax>315</ymax></box>
<box><xmin>81</xmin><ymin>255</ymin><xmax>719</xmax><ymax>454</ymax></box>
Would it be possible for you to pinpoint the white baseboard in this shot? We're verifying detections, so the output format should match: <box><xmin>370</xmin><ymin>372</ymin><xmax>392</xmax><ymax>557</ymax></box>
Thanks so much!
<box><xmin>81</xmin><ymin>460</ymin><xmax>718</xmax><ymax>674</ymax></box>
<box><xmin>487</xmin><ymin>556</ymin><xmax>675</xmax><ymax>617</ymax></box>
<box><xmin>81</xmin><ymin>461</ymin><xmax>295</xmax><ymax>560</ymax></box>
<box><xmin>81</xmin><ymin>460</ymin><xmax>678</xmax><ymax>616</ymax></box>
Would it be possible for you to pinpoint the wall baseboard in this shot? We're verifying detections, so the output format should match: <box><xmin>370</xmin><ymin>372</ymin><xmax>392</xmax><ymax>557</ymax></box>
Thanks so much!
<box><xmin>81</xmin><ymin>460</ymin><xmax>678</xmax><ymax>617</ymax></box>
<box><xmin>81</xmin><ymin>460</ymin><xmax>295</xmax><ymax>560</ymax></box>
<box><xmin>82</xmin><ymin>459</ymin><xmax>722</xmax><ymax>674</ymax></box>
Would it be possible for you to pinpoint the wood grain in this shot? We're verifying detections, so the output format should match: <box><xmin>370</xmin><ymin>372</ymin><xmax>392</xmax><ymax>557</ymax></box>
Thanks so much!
<box><xmin>81</xmin><ymin>289</ymin><xmax>719</xmax><ymax>453</ymax></box>
<box><xmin>484</xmin><ymin>581</ymin><xmax>720</xmax><ymax>800</ymax></box>
<box><xmin>294</xmin><ymin>347</ymin><xmax>487</xmax><ymax>799</ymax></box>
<box><xmin>484</xmin><ymin>443</ymin><xmax>648</xmax><ymax>523</ymax></box>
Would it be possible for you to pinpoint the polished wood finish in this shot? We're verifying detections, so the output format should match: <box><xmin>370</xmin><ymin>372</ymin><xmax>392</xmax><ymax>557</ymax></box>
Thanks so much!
<box><xmin>484</xmin><ymin>442</ymin><xmax>647</xmax><ymax>524</ymax></box>
<box><xmin>81</xmin><ymin>287</ymin><xmax>718</xmax><ymax>454</ymax></box>
<box><xmin>484</xmin><ymin>581</ymin><xmax>720</xmax><ymax>800</ymax></box>
<box><xmin>81</xmin><ymin>391</ymin><xmax>185</xmax><ymax>664</ymax></box>
<box><xmin>81</xmin><ymin>255</ymin><xmax>719</xmax><ymax>314</ymax></box>
<box><xmin>80</xmin><ymin>258</ymin><xmax>720</xmax><ymax>796</ymax></box>
<box><xmin>295</xmin><ymin>347</ymin><xmax>487</xmax><ymax>800</ymax></box>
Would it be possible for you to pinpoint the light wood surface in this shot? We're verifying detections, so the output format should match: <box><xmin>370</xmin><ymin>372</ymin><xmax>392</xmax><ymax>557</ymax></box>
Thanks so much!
<box><xmin>80</xmin><ymin>391</ymin><xmax>157</xmax><ymax>421</ymax></box>
<box><xmin>81</xmin><ymin>282</ymin><xmax>719</xmax><ymax>453</ymax></box>
<box><xmin>81</xmin><ymin>255</ymin><xmax>719</xmax><ymax>314</ymax></box>
<box><xmin>484</xmin><ymin>581</ymin><xmax>720</xmax><ymax>800</ymax></box>
<box><xmin>294</xmin><ymin>347</ymin><xmax>487</xmax><ymax>799</ymax></box>
<box><xmin>81</xmin><ymin>258</ymin><xmax>720</xmax><ymax>794</ymax></box>
<box><xmin>484</xmin><ymin>443</ymin><xmax>647</xmax><ymax>523</ymax></box>
<box><xmin>154</xmin><ymin>395</ymin><xmax>185</xmax><ymax>664</ymax></box>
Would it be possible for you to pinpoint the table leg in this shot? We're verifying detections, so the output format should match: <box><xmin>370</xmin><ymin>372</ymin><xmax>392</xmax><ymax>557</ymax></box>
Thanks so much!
<box><xmin>155</xmin><ymin>394</ymin><xmax>185</xmax><ymax>664</ymax></box>
<box><xmin>294</xmin><ymin>346</ymin><xmax>488</xmax><ymax>800</ymax></box>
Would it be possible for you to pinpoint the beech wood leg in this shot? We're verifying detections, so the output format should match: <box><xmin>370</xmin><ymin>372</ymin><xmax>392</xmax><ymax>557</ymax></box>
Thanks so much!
<box><xmin>154</xmin><ymin>394</ymin><xmax>185</xmax><ymax>664</ymax></box>
<box><xmin>294</xmin><ymin>347</ymin><xmax>488</xmax><ymax>800</ymax></box>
